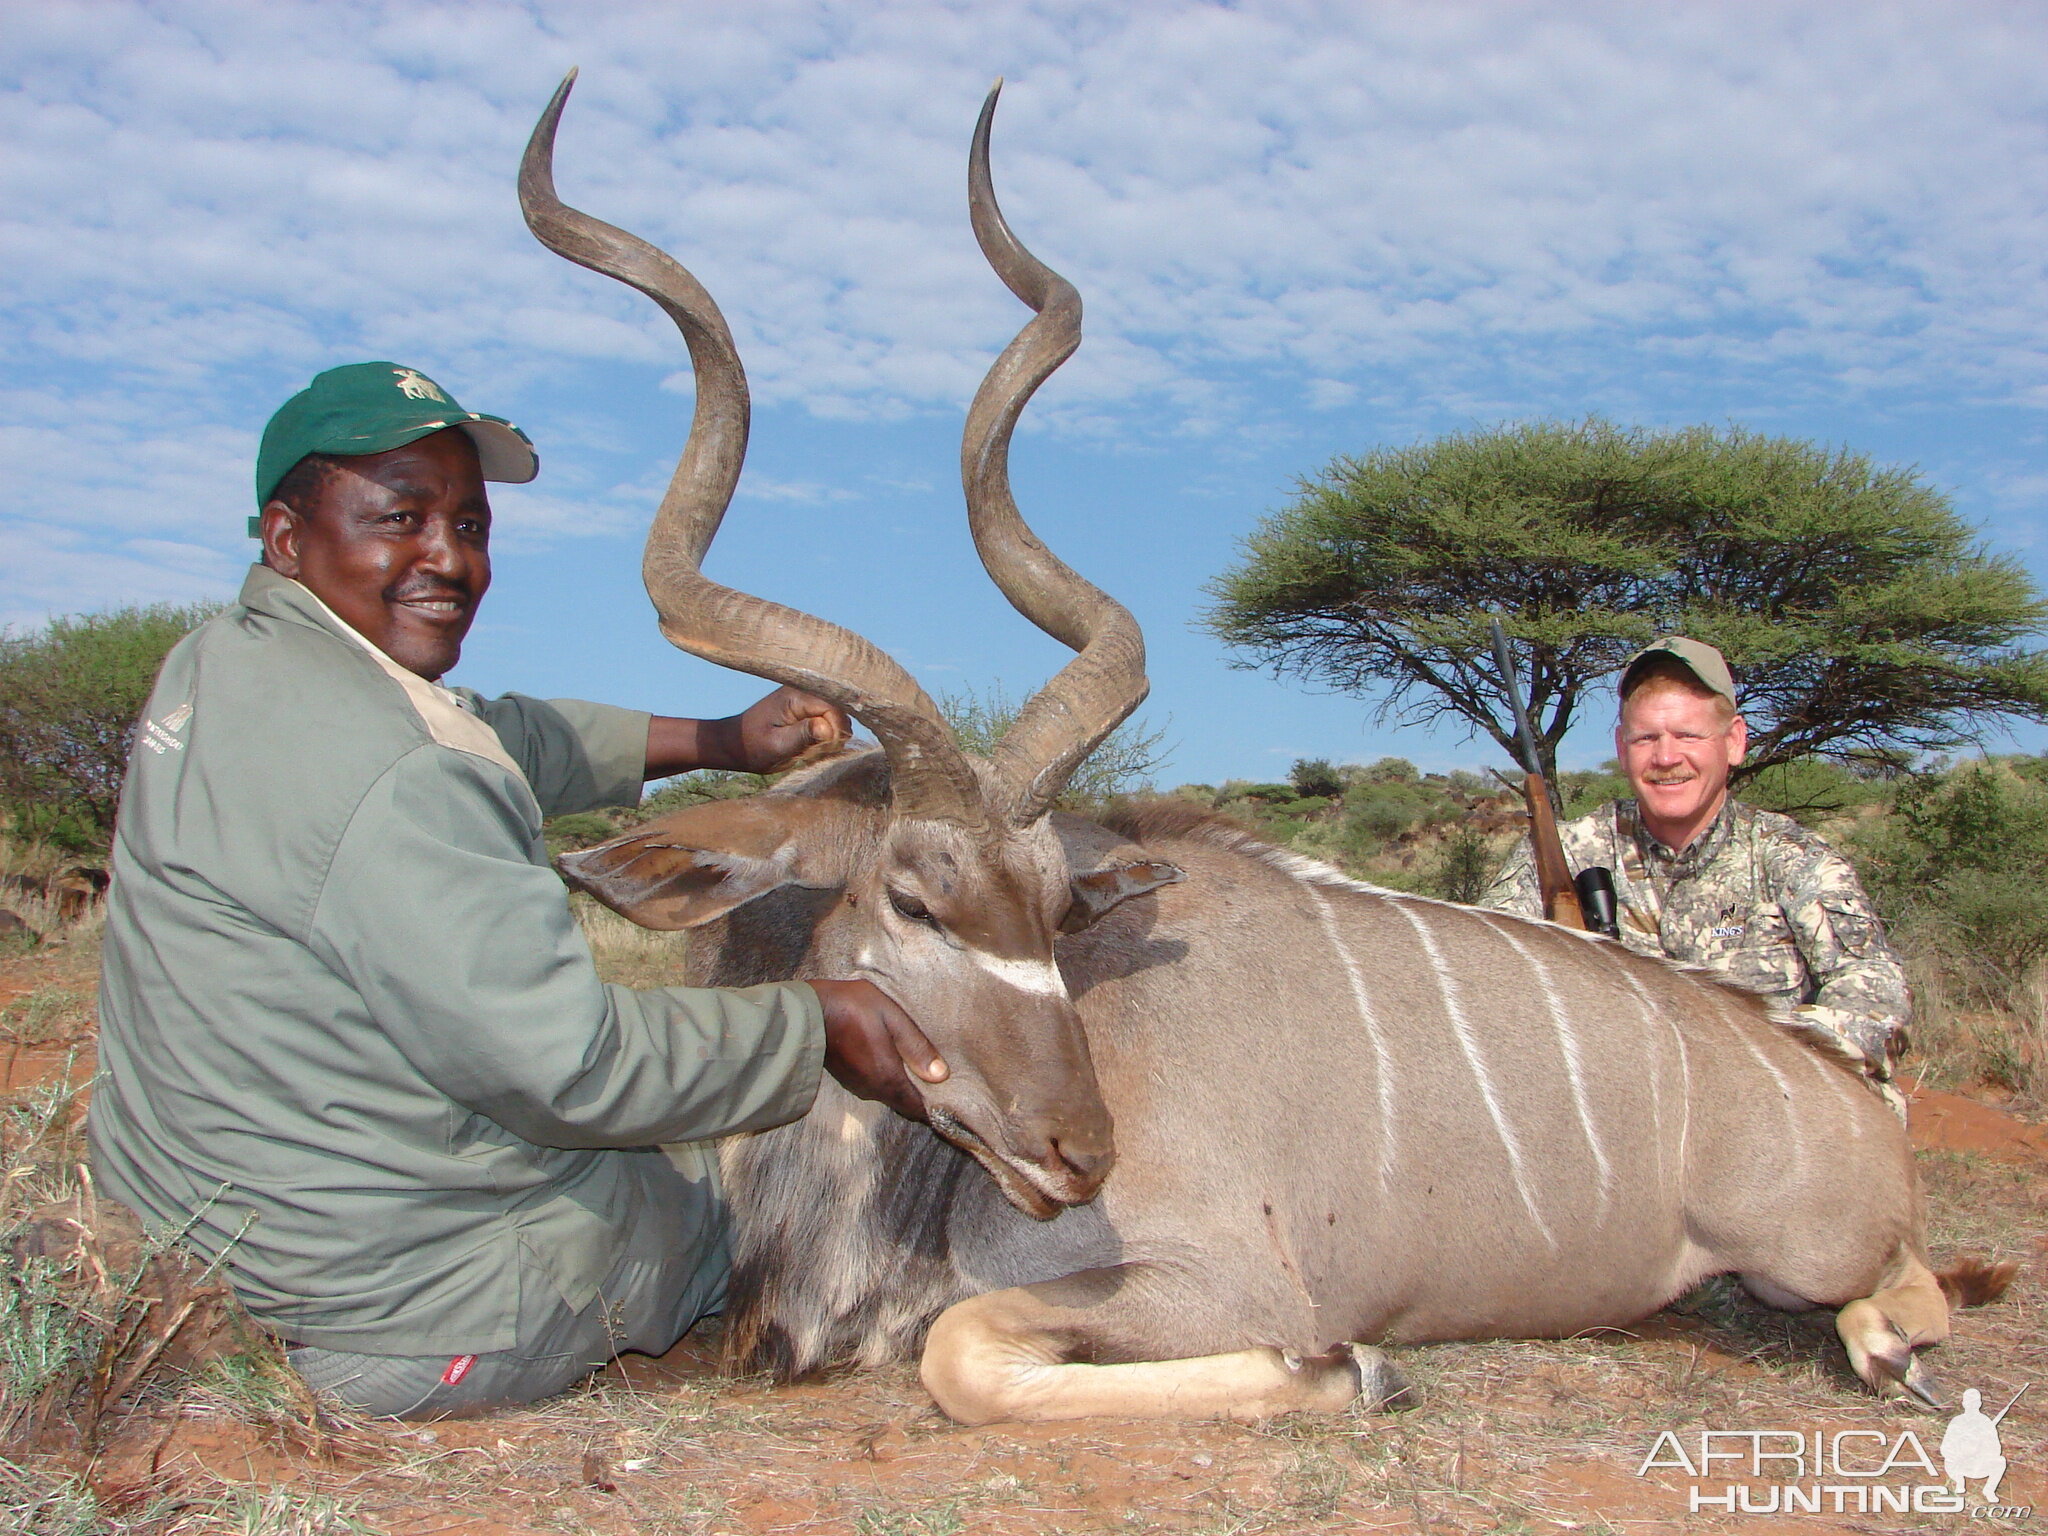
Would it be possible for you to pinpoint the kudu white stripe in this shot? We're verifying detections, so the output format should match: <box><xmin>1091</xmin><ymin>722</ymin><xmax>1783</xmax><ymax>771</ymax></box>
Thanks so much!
<box><xmin>1477</xmin><ymin>915</ymin><xmax>1616</xmax><ymax>1214</ymax></box>
<box><xmin>968</xmin><ymin>952</ymin><xmax>1071</xmax><ymax>999</ymax></box>
<box><xmin>1305</xmin><ymin>886</ymin><xmax>1398</xmax><ymax>1196</ymax></box>
<box><xmin>1391</xmin><ymin>899</ymin><xmax>1557</xmax><ymax>1248</ymax></box>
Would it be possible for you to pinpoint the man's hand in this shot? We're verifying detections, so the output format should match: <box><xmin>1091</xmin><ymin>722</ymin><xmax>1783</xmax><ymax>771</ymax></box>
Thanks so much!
<box><xmin>732</xmin><ymin>686</ymin><xmax>852</xmax><ymax>774</ymax></box>
<box><xmin>809</xmin><ymin>979</ymin><xmax>948</xmax><ymax>1123</ymax></box>
<box><xmin>643</xmin><ymin>687</ymin><xmax>852</xmax><ymax>780</ymax></box>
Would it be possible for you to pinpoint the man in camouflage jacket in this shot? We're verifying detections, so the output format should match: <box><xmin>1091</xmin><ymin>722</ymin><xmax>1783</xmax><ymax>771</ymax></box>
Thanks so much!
<box><xmin>1480</xmin><ymin>637</ymin><xmax>1910</xmax><ymax>1099</ymax></box>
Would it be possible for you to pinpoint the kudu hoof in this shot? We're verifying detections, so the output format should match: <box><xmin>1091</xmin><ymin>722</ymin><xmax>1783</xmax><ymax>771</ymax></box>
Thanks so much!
<box><xmin>1855</xmin><ymin>1319</ymin><xmax>1942</xmax><ymax>1411</ymax></box>
<box><xmin>1895</xmin><ymin>1352</ymin><xmax>1943</xmax><ymax>1411</ymax></box>
<box><xmin>1347</xmin><ymin>1343</ymin><xmax>1417</xmax><ymax>1412</ymax></box>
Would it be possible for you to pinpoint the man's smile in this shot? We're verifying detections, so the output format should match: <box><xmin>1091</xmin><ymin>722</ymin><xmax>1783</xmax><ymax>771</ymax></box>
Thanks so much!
<box><xmin>393</xmin><ymin>590</ymin><xmax>471</xmax><ymax>620</ymax></box>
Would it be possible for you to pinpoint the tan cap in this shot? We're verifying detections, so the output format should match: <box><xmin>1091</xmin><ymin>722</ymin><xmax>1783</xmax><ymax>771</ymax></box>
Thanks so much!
<box><xmin>1620</xmin><ymin>635</ymin><xmax>1737</xmax><ymax>706</ymax></box>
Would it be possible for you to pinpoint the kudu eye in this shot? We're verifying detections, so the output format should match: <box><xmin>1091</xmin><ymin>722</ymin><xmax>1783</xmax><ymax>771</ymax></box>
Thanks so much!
<box><xmin>887</xmin><ymin>888</ymin><xmax>935</xmax><ymax>925</ymax></box>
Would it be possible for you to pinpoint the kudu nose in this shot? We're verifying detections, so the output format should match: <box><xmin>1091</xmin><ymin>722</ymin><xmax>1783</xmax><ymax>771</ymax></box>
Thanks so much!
<box><xmin>1047</xmin><ymin>1132</ymin><xmax>1115</xmax><ymax>1190</ymax></box>
<box><xmin>1019</xmin><ymin>1107</ymin><xmax>1115</xmax><ymax>1203</ymax></box>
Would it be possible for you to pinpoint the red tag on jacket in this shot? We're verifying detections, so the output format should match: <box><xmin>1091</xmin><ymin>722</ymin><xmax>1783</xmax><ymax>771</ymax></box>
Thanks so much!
<box><xmin>440</xmin><ymin>1354</ymin><xmax>477</xmax><ymax>1386</ymax></box>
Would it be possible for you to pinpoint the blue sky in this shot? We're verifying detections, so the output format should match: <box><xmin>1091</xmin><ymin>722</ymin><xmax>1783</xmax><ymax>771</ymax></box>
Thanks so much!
<box><xmin>6</xmin><ymin>1</ymin><xmax>2048</xmax><ymax>786</ymax></box>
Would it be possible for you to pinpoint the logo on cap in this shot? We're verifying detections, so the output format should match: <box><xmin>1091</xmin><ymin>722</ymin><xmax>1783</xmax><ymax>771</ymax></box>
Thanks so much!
<box><xmin>393</xmin><ymin>368</ymin><xmax>449</xmax><ymax>403</ymax></box>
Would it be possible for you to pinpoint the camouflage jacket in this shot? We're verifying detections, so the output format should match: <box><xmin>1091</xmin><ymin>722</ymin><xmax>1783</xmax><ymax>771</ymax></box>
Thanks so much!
<box><xmin>1479</xmin><ymin>797</ymin><xmax>1910</xmax><ymax>1075</ymax></box>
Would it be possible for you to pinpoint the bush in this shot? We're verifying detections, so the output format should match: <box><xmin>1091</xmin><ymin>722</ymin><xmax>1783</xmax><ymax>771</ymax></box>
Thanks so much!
<box><xmin>637</xmin><ymin>769</ymin><xmax>772</xmax><ymax>820</ymax></box>
<box><xmin>1429</xmin><ymin>824</ymin><xmax>1502</xmax><ymax>905</ymax></box>
<box><xmin>1557</xmin><ymin>768</ymin><xmax>1630</xmax><ymax>820</ymax></box>
<box><xmin>1342</xmin><ymin>783</ymin><xmax>1439</xmax><ymax>853</ymax></box>
<box><xmin>942</xmin><ymin>684</ymin><xmax>1172</xmax><ymax>811</ymax></box>
<box><xmin>0</xmin><ymin>604</ymin><xmax>221</xmax><ymax>848</ymax></box>
<box><xmin>1288</xmin><ymin>758</ymin><xmax>1345</xmax><ymax>799</ymax></box>
<box><xmin>542</xmin><ymin>811</ymin><xmax>621</xmax><ymax>856</ymax></box>
<box><xmin>1358</xmin><ymin>756</ymin><xmax>1419</xmax><ymax>785</ymax></box>
<box><xmin>1855</xmin><ymin>760</ymin><xmax>2048</xmax><ymax>987</ymax></box>
<box><xmin>1850</xmin><ymin>758</ymin><xmax>2048</xmax><ymax>1098</ymax></box>
<box><xmin>1742</xmin><ymin>758</ymin><xmax>1883</xmax><ymax>826</ymax></box>
<box><xmin>1217</xmin><ymin>782</ymin><xmax>1300</xmax><ymax>807</ymax></box>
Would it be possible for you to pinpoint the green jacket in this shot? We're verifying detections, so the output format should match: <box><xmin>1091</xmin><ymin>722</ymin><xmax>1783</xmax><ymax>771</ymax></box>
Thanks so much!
<box><xmin>90</xmin><ymin>566</ymin><xmax>824</xmax><ymax>1354</ymax></box>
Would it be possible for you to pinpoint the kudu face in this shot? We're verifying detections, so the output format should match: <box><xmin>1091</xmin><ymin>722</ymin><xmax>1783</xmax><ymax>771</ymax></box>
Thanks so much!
<box><xmin>525</xmin><ymin>74</ymin><xmax>1155</xmax><ymax>1219</ymax></box>
<box><xmin>861</xmin><ymin>816</ymin><xmax>1105</xmax><ymax>1212</ymax></box>
<box><xmin>562</xmin><ymin>754</ymin><xmax>1180</xmax><ymax>1217</ymax></box>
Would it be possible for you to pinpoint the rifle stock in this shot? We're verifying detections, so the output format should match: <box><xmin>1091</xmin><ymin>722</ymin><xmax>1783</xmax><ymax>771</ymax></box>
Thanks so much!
<box><xmin>1523</xmin><ymin>771</ymin><xmax>1587</xmax><ymax>929</ymax></box>
<box><xmin>1487</xmin><ymin>617</ymin><xmax>1589</xmax><ymax>932</ymax></box>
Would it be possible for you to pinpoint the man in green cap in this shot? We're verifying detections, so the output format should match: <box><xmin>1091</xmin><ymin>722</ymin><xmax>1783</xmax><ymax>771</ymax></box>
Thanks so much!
<box><xmin>1481</xmin><ymin>636</ymin><xmax>1911</xmax><ymax>1109</ymax></box>
<box><xmin>91</xmin><ymin>362</ymin><xmax>947</xmax><ymax>1416</ymax></box>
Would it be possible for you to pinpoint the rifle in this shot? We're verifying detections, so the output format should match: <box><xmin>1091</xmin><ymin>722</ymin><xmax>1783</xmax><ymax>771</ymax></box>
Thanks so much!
<box><xmin>1488</xmin><ymin>618</ymin><xmax>1590</xmax><ymax>932</ymax></box>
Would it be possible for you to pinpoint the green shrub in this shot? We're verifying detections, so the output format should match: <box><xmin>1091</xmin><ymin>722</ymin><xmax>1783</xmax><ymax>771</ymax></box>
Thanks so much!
<box><xmin>1340</xmin><ymin>782</ymin><xmax>1447</xmax><ymax>854</ymax></box>
<box><xmin>1288</xmin><ymin>758</ymin><xmax>1345</xmax><ymax>799</ymax></box>
<box><xmin>941</xmin><ymin>683</ymin><xmax>1172</xmax><ymax>811</ymax></box>
<box><xmin>1854</xmin><ymin>759</ymin><xmax>2048</xmax><ymax>985</ymax></box>
<box><xmin>0</xmin><ymin>603</ymin><xmax>221</xmax><ymax>847</ymax></box>
<box><xmin>1557</xmin><ymin>768</ymin><xmax>1630</xmax><ymax>819</ymax></box>
<box><xmin>1357</xmin><ymin>756</ymin><xmax>1419</xmax><ymax>785</ymax></box>
<box><xmin>1741</xmin><ymin>758</ymin><xmax>1883</xmax><ymax>826</ymax></box>
<box><xmin>1428</xmin><ymin>825</ymin><xmax>1502</xmax><ymax>905</ymax></box>
<box><xmin>542</xmin><ymin>811</ymin><xmax>621</xmax><ymax>855</ymax></box>
<box><xmin>636</xmin><ymin>769</ymin><xmax>771</xmax><ymax>820</ymax></box>
<box><xmin>1218</xmin><ymin>782</ymin><xmax>1300</xmax><ymax>807</ymax></box>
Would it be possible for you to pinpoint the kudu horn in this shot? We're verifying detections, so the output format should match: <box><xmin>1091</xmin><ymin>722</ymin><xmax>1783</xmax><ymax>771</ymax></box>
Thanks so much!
<box><xmin>520</xmin><ymin>72</ymin><xmax>1143</xmax><ymax>830</ymax></box>
<box><xmin>963</xmin><ymin>81</ymin><xmax>1149</xmax><ymax>825</ymax></box>
<box><xmin>519</xmin><ymin>70</ymin><xmax>990</xmax><ymax>833</ymax></box>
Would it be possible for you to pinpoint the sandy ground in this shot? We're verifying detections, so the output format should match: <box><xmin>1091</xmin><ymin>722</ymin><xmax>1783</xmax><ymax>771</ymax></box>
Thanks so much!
<box><xmin>4</xmin><ymin>940</ymin><xmax>2044</xmax><ymax>1535</ymax></box>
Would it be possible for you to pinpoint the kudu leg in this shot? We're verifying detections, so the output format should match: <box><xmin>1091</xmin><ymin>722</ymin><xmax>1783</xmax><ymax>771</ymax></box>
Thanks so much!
<box><xmin>1833</xmin><ymin>1251</ymin><xmax>1950</xmax><ymax>1408</ymax></box>
<box><xmin>1738</xmin><ymin>1245</ymin><xmax>1951</xmax><ymax>1406</ymax></box>
<box><xmin>919</xmin><ymin>1266</ymin><xmax>1409</xmax><ymax>1425</ymax></box>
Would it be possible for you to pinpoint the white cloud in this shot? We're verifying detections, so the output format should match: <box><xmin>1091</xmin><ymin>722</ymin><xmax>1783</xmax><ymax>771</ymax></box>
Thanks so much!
<box><xmin>6</xmin><ymin>1</ymin><xmax>2048</xmax><ymax>624</ymax></box>
<box><xmin>736</xmin><ymin>477</ymin><xmax>860</xmax><ymax>505</ymax></box>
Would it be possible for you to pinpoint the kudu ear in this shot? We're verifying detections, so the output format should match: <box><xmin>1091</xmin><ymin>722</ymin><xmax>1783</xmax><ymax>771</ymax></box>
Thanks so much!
<box><xmin>558</xmin><ymin>798</ymin><xmax>842</xmax><ymax>931</ymax></box>
<box><xmin>1050</xmin><ymin>812</ymin><xmax>1185</xmax><ymax>935</ymax></box>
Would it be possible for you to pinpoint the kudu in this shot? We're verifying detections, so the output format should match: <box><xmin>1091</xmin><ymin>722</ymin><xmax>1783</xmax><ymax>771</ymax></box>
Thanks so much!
<box><xmin>529</xmin><ymin>77</ymin><xmax>2005</xmax><ymax>1425</ymax></box>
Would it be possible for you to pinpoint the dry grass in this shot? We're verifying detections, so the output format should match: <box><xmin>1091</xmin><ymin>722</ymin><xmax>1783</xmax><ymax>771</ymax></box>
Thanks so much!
<box><xmin>1899</xmin><ymin>942</ymin><xmax>2048</xmax><ymax>1115</ymax></box>
<box><xmin>574</xmin><ymin>897</ymin><xmax>690</xmax><ymax>991</ymax></box>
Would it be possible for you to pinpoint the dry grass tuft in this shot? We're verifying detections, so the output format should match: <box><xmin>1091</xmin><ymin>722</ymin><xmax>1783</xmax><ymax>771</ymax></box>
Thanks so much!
<box><xmin>1900</xmin><ymin>942</ymin><xmax>2048</xmax><ymax>1113</ymax></box>
<box><xmin>574</xmin><ymin>896</ymin><xmax>690</xmax><ymax>990</ymax></box>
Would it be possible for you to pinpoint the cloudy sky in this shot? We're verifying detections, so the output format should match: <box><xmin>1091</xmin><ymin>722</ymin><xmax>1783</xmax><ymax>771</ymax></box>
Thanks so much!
<box><xmin>6</xmin><ymin>1</ymin><xmax>2048</xmax><ymax>784</ymax></box>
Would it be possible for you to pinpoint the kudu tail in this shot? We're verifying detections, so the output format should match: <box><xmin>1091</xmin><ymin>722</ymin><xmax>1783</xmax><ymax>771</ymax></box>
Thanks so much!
<box><xmin>1937</xmin><ymin>1255</ymin><xmax>2019</xmax><ymax>1309</ymax></box>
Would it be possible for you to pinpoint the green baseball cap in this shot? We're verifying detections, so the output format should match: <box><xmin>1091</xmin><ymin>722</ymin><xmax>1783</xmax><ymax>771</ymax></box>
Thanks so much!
<box><xmin>1620</xmin><ymin>635</ymin><xmax>1738</xmax><ymax>706</ymax></box>
<box><xmin>253</xmin><ymin>361</ymin><xmax>538</xmax><ymax>516</ymax></box>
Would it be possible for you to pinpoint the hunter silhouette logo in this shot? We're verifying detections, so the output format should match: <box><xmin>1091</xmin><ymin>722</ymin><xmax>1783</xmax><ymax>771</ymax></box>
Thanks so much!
<box><xmin>392</xmin><ymin>368</ymin><xmax>448</xmax><ymax>402</ymax></box>
<box><xmin>1942</xmin><ymin>1386</ymin><xmax>2026</xmax><ymax>1504</ymax></box>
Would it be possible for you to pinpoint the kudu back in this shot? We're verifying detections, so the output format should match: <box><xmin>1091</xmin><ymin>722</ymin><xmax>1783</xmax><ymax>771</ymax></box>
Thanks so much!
<box><xmin>531</xmin><ymin>78</ymin><xmax>2004</xmax><ymax>1425</ymax></box>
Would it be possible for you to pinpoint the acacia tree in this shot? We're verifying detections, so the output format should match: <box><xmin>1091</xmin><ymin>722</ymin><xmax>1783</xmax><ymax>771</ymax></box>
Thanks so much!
<box><xmin>1204</xmin><ymin>420</ymin><xmax>2048</xmax><ymax>782</ymax></box>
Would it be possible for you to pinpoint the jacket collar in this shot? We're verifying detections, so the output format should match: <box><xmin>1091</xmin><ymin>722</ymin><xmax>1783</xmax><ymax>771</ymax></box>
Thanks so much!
<box><xmin>236</xmin><ymin>564</ymin><xmax>524</xmax><ymax>780</ymax></box>
<box><xmin>1618</xmin><ymin>792</ymin><xmax>1741</xmax><ymax>875</ymax></box>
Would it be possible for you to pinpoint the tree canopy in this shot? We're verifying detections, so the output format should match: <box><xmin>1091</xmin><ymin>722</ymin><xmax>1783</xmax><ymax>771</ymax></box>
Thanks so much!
<box><xmin>0</xmin><ymin>603</ymin><xmax>219</xmax><ymax>847</ymax></box>
<box><xmin>1204</xmin><ymin>419</ymin><xmax>2048</xmax><ymax>781</ymax></box>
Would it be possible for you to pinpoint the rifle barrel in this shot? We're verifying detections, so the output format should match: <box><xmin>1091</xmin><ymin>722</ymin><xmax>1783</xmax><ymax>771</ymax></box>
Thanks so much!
<box><xmin>1487</xmin><ymin>617</ymin><xmax>1542</xmax><ymax>777</ymax></box>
